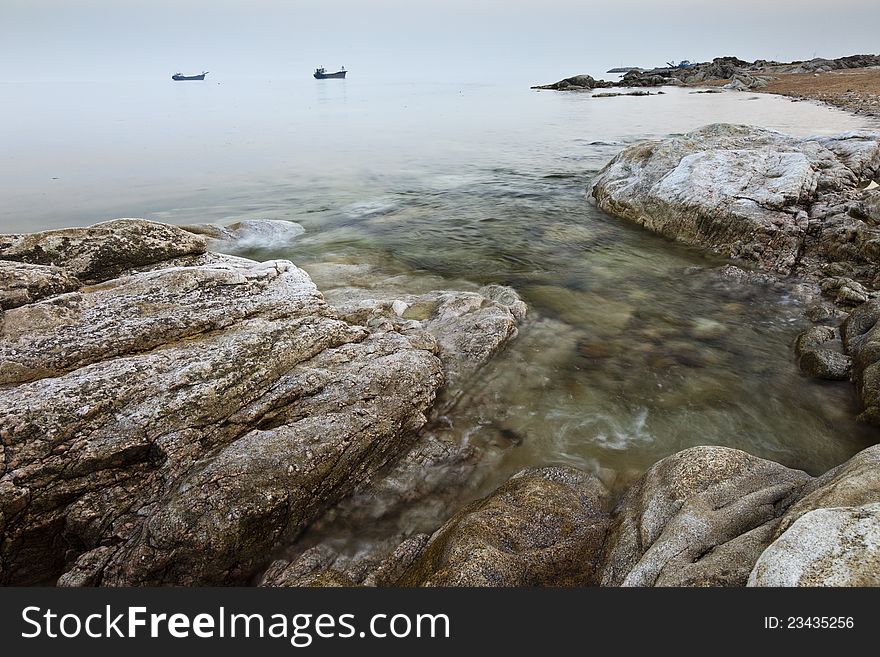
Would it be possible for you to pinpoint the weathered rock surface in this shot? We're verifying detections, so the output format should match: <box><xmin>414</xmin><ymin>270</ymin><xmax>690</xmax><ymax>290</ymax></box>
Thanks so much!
<box><xmin>259</xmin><ymin>534</ymin><xmax>431</xmax><ymax>587</ymax></box>
<box><xmin>0</xmin><ymin>261</ymin><xmax>80</xmax><ymax>310</ymax></box>
<box><xmin>0</xmin><ymin>220</ymin><xmax>524</xmax><ymax>586</ymax></box>
<box><xmin>592</xmin><ymin>124</ymin><xmax>880</xmax><ymax>280</ymax></box>
<box><xmin>0</xmin><ymin>219</ymin><xmax>207</xmax><ymax>284</ymax></box>
<box><xmin>265</xmin><ymin>444</ymin><xmax>880</xmax><ymax>589</ymax></box>
<box><xmin>774</xmin><ymin>445</ymin><xmax>880</xmax><ymax>536</ymax></box>
<box><xmin>398</xmin><ymin>466</ymin><xmax>611</xmax><ymax>586</ymax></box>
<box><xmin>600</xmin><ymin>446</ymin><xmax>811</xmax><ymax>587</ymax></box>
<box><xmin>748</xmin><ymin>503</ymin><xmax>880</xmax><ymax>586</ymax></box>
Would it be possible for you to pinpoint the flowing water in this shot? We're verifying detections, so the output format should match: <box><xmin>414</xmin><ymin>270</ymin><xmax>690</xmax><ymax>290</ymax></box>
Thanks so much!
<box><xmin>2</xmin><ymin>77</ymin><xmax>877</xmax><ymax>505</ymax></box>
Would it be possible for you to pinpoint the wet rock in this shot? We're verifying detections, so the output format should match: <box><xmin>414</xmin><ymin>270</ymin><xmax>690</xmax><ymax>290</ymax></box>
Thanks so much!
<box><xmin>260</xmin><ymin>546</ymin><xmax>360</xmax><ymax>587</ymax></box>
<box><xmin>592</xmin><ymin>124</ymin><xmax>880</xmax><ymax>281</ymax></box>
<box><xmin>794</xmin><ymin>325</ymin><xmax>851</xmax><ymax>380</ymax></box>
<box><xmin>713</xmin><ymin>264</ymin><xmax>781</xmax><ymax>288</ymax></box>
<box><xmin>183</xmin><ymin>219</ymin><xmax>305</xmax><ymax>250</ymax></box>
<box><xmin>227</xmin><ymin>219</ymin><xmax>304</xmax><ymax>248</ymax></box>
<box><xmin>398</xmin><ymin>467</ymin><xmax>611</xmax><ymax>586</ymax></box>
<box><xmin>179</xmin><ymin>223</ymin><xmax>237</xmax><ymax>240</ymax></box>
<box><xmin>748</xmin><ymin>503</ymin><xmax>880</xmax><ymax>586</ymax></box>
<box><xmin>600</xmin><ymin>446</ymin><xmax>811</xmax><ymax>587</ymax></box>
<box><xmin>593</xmin><ymin>91</ymin><xmax>655</xmax><ymax>98</ymax></box>
<box><xmin>690</xmin><ymin>317</ymin><xmax>727</xmax><ymax>340</ymax></box>
<box><xmin>0</xmin><ymin>219</ymin><xmax>207</xmax><ymax>284</ymax></box>
<box><xmin>0</xmin><ymin>260</ymin><xmax>80</xmax><ymax>310</ymax></box>
<box><xmin>804</xmin><ymin>301</ymin><xmax>847</xmax><ymax>323</ymax></box>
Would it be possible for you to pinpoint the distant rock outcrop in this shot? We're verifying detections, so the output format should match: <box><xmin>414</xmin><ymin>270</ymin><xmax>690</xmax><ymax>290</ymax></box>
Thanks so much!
<box><xmin>533</xmin><ymin>53</ymin><xmax>880</xmax><ymax>93</ymax></box>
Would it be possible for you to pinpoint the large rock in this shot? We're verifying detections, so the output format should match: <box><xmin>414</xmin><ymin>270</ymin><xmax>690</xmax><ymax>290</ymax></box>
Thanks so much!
<box><xmin>748</xmin><ymin>503</ymin><xmax>880</xmax><ymax>586</ymax></box>
<box><xmin>398</xmin><ymin>467</ymin><xmax>611</xmax><ymax>586</ymax></box>
<box><xmin>591</xmin><ymin>124</ymin><xmax>880</xmax><ymax>278</ymax></box>
<box><xmin>0</xmin><ymin>259</ymin><xmax>317</xmax><ymax>385</ymax></box>
<box><xmin>747</xmin><ymin>444</ymin><xmax>880</xmax><ymax>586</ymax></box>
<box><xmin>599</xmin><ymin>446</ymin><xmax>812</xmax><ymax>586</ymax></box>
<box><xmin>0</xmin><ymin>220</ymin><xmax>524</xmax><ymax>586</ymax></box>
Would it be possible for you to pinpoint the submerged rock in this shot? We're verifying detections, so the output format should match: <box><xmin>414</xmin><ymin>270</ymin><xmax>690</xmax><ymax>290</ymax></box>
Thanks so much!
<box><xmin>398</xmin><ymin>467</ymin><xmax>611</xmax><ymax>586</ymax></box>
<box><xmin>182</xmin><ymin>219</ymin><xmax>305</xmax><ymax>250</ymax></box>
<box><xmin>0</xmin><ymin>219</ymin><xmax>524</xmax><ymax>586</ymax></box>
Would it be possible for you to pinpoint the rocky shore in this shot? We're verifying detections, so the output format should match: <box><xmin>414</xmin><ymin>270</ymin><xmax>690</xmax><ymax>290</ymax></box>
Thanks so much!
<box><xmin>3</xmin><ymin>119</ymin><xmax>880</xmax><ymax>587</ymax></box>
<box><xmin>1</xmin><ymin>212</ymin><xmax>877</xmax><ymax>587</ymax></box>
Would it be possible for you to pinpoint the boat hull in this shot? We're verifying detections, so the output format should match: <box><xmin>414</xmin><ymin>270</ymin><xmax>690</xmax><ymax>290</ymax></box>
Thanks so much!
<box><xmin>172</xmin><ymin>74</ymin><xmax>207</xmax><ymax>81</ymax></box>
<box><xmin>314</xmin><ymin>71</ymin><xmax>346</xmax><ymax>79</ymax></box>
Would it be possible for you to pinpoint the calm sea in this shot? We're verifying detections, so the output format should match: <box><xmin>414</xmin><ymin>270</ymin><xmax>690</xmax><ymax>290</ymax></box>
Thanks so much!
<box><xmin>1</xmin><ymin>76</ymin><xmax>875</xmax><ymax>504</ymax></box>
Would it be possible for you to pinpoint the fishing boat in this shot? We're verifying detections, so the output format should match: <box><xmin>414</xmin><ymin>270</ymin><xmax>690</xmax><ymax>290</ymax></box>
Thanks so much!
<box><xmin>313</xmin><ymin>67</ymin><xmax>346</xmax><ymax>79</ymax></box>
<box><xmin>172</xmin><ymin>72</ymin><xmax>208</xmax><ymax>81</ymax></box>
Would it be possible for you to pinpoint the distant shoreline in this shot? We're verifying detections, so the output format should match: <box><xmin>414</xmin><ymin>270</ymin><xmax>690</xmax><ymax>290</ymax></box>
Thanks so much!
<box><xmin>533</xmin><ymin>54</ymin><xmax>880</xmax><ymax>121</ymax></box>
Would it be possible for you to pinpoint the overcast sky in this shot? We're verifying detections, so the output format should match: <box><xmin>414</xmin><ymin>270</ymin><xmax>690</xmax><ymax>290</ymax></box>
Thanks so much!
<box><xmin>2</xmin><ymin>0</ymin><xmax>878</xmax><ymax>82</ymax></box>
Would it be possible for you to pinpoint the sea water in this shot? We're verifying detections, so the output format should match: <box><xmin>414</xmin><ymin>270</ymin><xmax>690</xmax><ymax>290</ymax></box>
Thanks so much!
<box><xmin>1</xmin><ymin>76</ymin><xmax>875</xmax><ymax>502</ymax></box>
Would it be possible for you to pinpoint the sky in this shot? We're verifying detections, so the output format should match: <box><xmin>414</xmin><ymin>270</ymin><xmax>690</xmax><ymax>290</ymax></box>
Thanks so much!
<box><xmin>2</xmin><ymin>0</ymin><xmax>879</xmax><ymax>83</ymax></box>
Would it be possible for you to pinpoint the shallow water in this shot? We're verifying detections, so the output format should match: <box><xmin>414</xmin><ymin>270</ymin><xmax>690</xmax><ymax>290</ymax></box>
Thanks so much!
<box><xmin>2</xmin><ymin>78</ymin><xmax>877</xmax><ymax>497</ymax></box>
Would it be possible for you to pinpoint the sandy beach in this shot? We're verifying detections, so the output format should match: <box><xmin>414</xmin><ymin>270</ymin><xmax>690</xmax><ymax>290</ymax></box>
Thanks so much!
<box><xmin>697</xmin><ymin>65</ymin><xmax>880</xmax><ymax>118</ymax></box>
